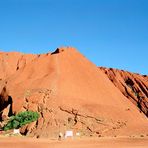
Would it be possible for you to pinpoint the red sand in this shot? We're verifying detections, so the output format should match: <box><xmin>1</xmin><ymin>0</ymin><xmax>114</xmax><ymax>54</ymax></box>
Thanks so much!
<box><xmin>0</xmin><ymin>137</ymin><xmax>148</xmax><ymax>148</ymax></box>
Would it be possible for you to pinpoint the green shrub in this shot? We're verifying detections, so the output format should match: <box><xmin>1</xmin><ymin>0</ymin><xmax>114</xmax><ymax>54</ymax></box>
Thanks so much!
<box><xmin>3</xmin><ymin>111</ymin><xmax>39</xmax><ymax>131</ymax></box>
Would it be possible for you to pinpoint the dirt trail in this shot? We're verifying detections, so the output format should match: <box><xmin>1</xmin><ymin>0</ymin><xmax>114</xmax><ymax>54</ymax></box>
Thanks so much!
<box><xmin>0</xmin><ymin>137</ymin><xmax>148</xmax><ymax>148</ymax></box>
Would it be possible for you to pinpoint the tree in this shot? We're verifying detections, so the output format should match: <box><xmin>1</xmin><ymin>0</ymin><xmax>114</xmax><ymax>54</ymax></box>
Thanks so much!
<box><xmin>3</xmin><ymin>111</ymin><xmax>39</xmax><ymax>131</ymax></box>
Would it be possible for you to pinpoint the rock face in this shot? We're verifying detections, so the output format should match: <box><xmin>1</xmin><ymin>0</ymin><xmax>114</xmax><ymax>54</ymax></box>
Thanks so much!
<box><xmin>100</xmin><ymin>67</ymin><xmax>148</xmax><ymax>117</ymax></box>
<box><xmin>0</xmin><ymin>47</ymin><xmax>147</xmax><ymax>138</ymax></box>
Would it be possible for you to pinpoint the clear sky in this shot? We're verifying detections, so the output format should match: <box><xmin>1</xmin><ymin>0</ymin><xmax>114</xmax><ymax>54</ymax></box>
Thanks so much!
<box><xmin>0</xmin><ymin>0</ymin><xmax>148</xmax><ymax>74</ymax></box>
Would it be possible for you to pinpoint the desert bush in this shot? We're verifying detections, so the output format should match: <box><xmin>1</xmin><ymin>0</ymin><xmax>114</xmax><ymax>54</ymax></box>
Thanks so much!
<box><xmin>3</xmin><ymin>111</ymin><xmax>39</xmax><ymax>131</ymax></box>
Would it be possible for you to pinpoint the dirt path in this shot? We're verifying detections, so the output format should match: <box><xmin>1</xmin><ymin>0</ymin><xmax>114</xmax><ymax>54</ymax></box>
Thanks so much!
<box><xmin>0</xmin><ymin>137</ymin><xmax>148</xmax><ymax>148</ymax></box>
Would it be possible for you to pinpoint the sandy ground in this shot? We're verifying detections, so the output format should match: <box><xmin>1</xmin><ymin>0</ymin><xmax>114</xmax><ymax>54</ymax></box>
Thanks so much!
<box><xmin>0</xmin><ymin>137</ymin><xmax>148</xmax><ymax>148</ymax></box>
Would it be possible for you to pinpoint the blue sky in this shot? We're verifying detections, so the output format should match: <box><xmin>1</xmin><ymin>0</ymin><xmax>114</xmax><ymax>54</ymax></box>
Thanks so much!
<box><xmin>0</xmin><ymin>0</ymin><xmax>148</xmax><ymax>74</ymax></box>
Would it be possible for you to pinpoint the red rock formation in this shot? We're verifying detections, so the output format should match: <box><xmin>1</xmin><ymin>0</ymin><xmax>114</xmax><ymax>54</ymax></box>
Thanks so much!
<box><xmin>0</xmin><ymin>52</ymin><xmax>37</xmax><ymax>79</ymax></box>
<box><xmin>0</xmin><ymin>47</ymin><xmax>147</xmax><ymax>138</ymax></box>
<box><xmin>100</xmin><ymin>67</ymin><xmax>148</xmax><ymax>117</ymax></box>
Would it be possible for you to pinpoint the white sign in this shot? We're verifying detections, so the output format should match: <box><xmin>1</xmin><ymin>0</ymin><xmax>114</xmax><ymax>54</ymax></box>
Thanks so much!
<box><xmin>64</xmin><ymin>130</ymin><xmax>73</xmax><ymax>138</ymax></box>
<box><xmin>13</xmin><ymin>129</ymin><xmax>20</xmax><ymax>134</ymax></box>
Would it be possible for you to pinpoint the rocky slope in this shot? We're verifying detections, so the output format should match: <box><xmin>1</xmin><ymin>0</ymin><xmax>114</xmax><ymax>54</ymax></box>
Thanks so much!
<box><xmin>0</xmin><ymin>47</ymin><xmax>147</xmax><ymax>138</ymax></box>
<box><xmin>100</xmin><ymin>67</ymin><xmax>148</xmax><ymax>117</ymax></box>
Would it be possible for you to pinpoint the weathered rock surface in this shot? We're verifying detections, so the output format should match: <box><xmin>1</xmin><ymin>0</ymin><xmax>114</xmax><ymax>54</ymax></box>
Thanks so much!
<box><xmin>100</xmin><ymin>67</ymin><xmax>148</xmax><ymax>117</ymax></box>
<box><xmin>0</xmin><ymin>47</ymin><xmax>147</xmax><ymax>138</ymax></box>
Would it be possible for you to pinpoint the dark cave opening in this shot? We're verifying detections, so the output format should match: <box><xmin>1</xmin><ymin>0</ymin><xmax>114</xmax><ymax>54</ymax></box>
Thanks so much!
<box><xmin>0</xmin><ymin>87</ymin><xmax>13</xmax><ymax>121</ymax></box>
